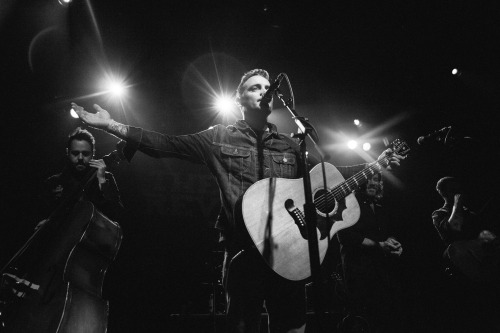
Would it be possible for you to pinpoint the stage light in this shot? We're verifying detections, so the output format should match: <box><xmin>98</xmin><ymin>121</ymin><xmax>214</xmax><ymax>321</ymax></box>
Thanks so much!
<box><xmin>451</xmin><ymin>68</ymin><xmax>462</xmax><ymax>77</ymax></box>
<box><xmin>70</xmin><ymin>108</ymin><xmax>78</xmax><ymax>118</ymax></box>
<box><xmin>58</xmin><ymin>0</ymin><xmax>72</xmax><ymax>6</ymax></box>
<box><xmin>347</xmin><ymin>140</ymin><xmax>358</xmax><ymax>150</ymax></box>
<box><xmin>214</xmin><ymin>95</ymin><xmax>236</xmax><ymax>114</ymax></box>
<box><xmin>107</xmin><ymin>80</ymin><xmax>126</xmax><ymax>97</ymax></box>
<box><xmin>362</xmin><ymin>142</ymin><xmax>371</xmax><ymax>151</ymax></box>
<box><xmin>354</xmin><ymin>119</ymin><xmax>361</xmax><ymax>127</ymax></box>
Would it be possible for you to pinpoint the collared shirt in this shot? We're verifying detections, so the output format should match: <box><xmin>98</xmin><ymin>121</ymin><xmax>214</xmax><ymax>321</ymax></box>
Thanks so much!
<box><xmin>125</xmin><ymin>120</ymin><xmax>364</xmax><ymax>251</ymax></box>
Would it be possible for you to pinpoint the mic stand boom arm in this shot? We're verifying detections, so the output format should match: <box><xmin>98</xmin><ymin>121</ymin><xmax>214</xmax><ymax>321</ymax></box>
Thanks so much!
<box><xmin>275</xmin><ymin>90</ymin><xmax>327</xmax><ymax>331</ymax></box>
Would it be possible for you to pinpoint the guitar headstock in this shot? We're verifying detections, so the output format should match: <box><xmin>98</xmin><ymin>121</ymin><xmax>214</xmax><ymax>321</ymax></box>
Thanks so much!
<box><xmin>391</xmin><ymin>139</ymin><xmax>411</xmax><ymax>158</ymax></box>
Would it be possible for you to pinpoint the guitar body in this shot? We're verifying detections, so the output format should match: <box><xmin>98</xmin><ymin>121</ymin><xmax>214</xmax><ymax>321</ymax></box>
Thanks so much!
<box><xmin>242</xmin><ymin>139</ymin><xmax>411</xmax><ymax>281</ymax></box>
<box><xmin>242</xmin><ymin>162</ymin><xmax>360</xmax><ymax>281</ymax></box>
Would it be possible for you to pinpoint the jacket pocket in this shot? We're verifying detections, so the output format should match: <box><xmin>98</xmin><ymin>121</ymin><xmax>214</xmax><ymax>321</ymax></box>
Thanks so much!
<box><xmin>271</xmin><ymin>153</ymin><xmax>296</xmax><ymax>178</ymax></box>
<box><xmin>220</xmin><ymin>145</ymin><xmax>252</xmax><ymax>180</ymax></box>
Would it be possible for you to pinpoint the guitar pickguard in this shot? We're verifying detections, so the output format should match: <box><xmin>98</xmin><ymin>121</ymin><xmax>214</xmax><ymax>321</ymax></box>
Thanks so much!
<box><xmin>316</xmin><ymin>197</ymin><xmax>346</xmax><ymax>240</ymax></box>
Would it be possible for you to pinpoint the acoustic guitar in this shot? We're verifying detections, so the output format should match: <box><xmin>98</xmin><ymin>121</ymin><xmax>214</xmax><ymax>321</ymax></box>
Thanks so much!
<box><xmin>242</xmin><ymin>139</ymin><xmax>410</xmax><ymax>281</ymax></box>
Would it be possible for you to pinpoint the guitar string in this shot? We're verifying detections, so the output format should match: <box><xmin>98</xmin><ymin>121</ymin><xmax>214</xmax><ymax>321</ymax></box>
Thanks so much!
<box><xmin>313</xmin><ymin>141</ymin><xmax>407</xmax><ymax>211</ymax></box>
<box><xmin>314</xmin><ymin>163</ymin><xmax>382</xmax><ymax>211</ymax></box>
<box><xmin>315</xmin><ymin>163</ymin><xmax>385</xmax><ymax>211</ymax></box>
<box><xmin>314</xmin><ymin>142</ymin><xmax>407</xmax><ymax>211</ymax></box>
<box><xmin>314</xmin><ymin>155</ymin><xmax>391</xmax><ymax>212</ymax></box>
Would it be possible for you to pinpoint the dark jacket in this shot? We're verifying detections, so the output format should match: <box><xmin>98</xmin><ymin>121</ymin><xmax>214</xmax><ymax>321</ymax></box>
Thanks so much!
<box><xmin>124</xmin><ymin>120</ymin><xmax>364</xmax><ymax>252</ymax></box>
<box><xmin>42</xmin><ymin>168</ymin><xmax>124</xmax><ymax>222</ymax></box>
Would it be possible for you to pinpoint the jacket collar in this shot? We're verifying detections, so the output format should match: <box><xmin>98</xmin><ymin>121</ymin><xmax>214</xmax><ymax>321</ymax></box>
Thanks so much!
<box><xmin>234</xmin><ymin>120</ymin><xmax>279</xmax><ymax>137</ymax></box>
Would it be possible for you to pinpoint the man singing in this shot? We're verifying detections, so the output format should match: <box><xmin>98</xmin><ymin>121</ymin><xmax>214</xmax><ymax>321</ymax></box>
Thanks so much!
<box><xmin>73</xmin><ymin>69</ymin><xmax>403</xmax><ymax>333</ymax></box>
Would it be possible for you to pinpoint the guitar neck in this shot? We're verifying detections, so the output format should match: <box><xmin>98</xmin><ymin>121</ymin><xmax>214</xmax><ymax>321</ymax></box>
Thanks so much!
<box><xmin>332</xmin><ymin>157</ymin><xmax>389</xmax><ymax>201</ymax></box>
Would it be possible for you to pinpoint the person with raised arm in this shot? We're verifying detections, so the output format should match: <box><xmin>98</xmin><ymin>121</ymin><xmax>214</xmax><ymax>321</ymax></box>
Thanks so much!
<box><xmin>73</xmin><ymin>69</ymin><xmax>403</xmax><ymax>333</ymax></box>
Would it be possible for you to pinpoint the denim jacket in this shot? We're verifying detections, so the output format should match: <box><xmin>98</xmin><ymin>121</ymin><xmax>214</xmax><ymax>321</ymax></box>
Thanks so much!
<box><xmin>125</xmin><ymin>120</ymin><xmax>364</xmax><ymax>251</ymax></box>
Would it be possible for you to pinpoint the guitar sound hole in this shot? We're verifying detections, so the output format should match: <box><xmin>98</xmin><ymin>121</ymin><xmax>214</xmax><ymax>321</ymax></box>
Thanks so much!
<box><xmin>314</xmin><ymin>189</ymin><xmax>336</xmax><ymax>214</ymax></box>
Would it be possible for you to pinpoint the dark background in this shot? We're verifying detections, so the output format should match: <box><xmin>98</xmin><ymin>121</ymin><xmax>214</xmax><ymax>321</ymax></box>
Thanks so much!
<box><xmin>1</xmin><ymin>1</ymin><xmax>500</xmax><ymax>332</ymax></box>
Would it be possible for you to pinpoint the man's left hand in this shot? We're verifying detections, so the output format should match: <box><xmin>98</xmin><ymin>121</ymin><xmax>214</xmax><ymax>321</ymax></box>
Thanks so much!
<box><xmin>378</xmin><ymin>148</ymin><xmax>404</xmax><ymax>171</ymax></box>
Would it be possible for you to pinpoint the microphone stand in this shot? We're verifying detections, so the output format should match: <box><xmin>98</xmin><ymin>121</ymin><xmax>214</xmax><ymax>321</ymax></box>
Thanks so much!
<box><xmin>275</xmin><ymin>89</ymin><xmax>328</xmax><ymax>332</ymax></box>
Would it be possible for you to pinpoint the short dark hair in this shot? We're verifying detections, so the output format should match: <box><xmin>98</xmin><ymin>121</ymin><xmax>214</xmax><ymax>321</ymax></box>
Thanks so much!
<box><xmin>236</xmin><ymin>69</ymin><xmax>270</xmax><ymax>98</ymax></box>
<box><xmin>67</xmin><ymin>127</ymin><xmax>95</xmax><ymax>153</ymax></box>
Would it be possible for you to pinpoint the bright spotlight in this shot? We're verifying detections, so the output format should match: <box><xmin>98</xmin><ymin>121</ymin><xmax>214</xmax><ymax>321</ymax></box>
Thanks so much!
<box><xmin>362</xmin><ymin>142</ymin><xmax>371</xmax><ymax>151</ymax></box>
<box><xmin>347</xmin><ymin>140</ymin><xmax>358</xmax><ymax>150</ymax></box>
<box><xmin>354</xmin><ymin>119</ymin><xmax>361</xmax><ymax>127</ymax></box>
<box><xmin>58</xmin><ymin>0</ymin><xmax>72</xmax><ymax>6</ymax></box>
<box><xmin>108</xmin><ymin>80</ymin><xmax>126</xmax><ymax>97</ymax></box>
<box><xmin>214</xmin><ymin>95</ymin><xmax>236</xmax><ymax>114</ymax></box>
<box><xmin>70</xmin><ymin>108</ymin><xmax>79</xmax><ymax>118</ymax></box>
<box><xmin>451</xmin><ymin>68</ymin><xmax>462</xmax><ymax>77</ymax></box>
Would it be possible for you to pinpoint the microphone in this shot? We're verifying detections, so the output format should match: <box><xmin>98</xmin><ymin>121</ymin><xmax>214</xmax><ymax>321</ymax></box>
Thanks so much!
<box><xmin>417</xmin><ymin>126</ymin><xmax>452</xmax><ymax>145</ymax></box>
<box><xmin>262</xmin><ymin>73</ymin><xmax>285</xmax><ymax>102</ymax></box>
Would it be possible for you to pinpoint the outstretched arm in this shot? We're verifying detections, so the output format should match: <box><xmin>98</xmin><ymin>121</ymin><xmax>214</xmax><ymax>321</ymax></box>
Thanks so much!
<box><xmin>72</xmin><ymin>102</ymin><xmax>214</xmax><ymax>164</ymax></box>
<box><xmin>72</xmin><ymin>103</ymin><xmax>129</xmax><ymax>140</ymax></box>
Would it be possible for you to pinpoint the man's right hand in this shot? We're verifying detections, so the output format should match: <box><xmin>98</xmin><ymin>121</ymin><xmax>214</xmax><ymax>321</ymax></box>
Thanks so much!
<box><xmin>454</xmin><ymin>193</ymin><xmax>463</xmax><ymax>206</ymax></box>
<box><xmin>72</xmin><ymin>103</ymin><xmax>111</xmax><ymax>129</ymax></box>
<box><xmin>379</xmin><ymin>240</ymin><xmax>393</xmax><ymax>253</ymax></box>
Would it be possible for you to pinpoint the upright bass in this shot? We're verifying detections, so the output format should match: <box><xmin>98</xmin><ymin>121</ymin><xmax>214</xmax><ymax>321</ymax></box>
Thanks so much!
<box><xmin>0</xmin><ymin>144</ymin><xmax>128</xmax><ymax>333</ymax></box>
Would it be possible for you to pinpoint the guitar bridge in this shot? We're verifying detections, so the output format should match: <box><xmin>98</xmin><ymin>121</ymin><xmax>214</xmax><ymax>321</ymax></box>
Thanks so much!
<box><xmin>284</xmin><ymin>199</ymin><xmax>308</xmax><ymax>240</ymax></box>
